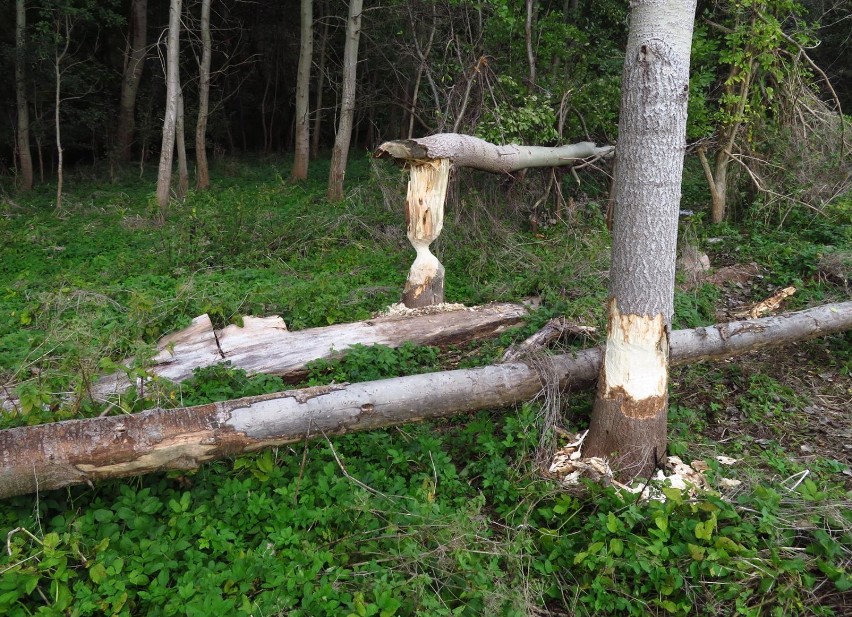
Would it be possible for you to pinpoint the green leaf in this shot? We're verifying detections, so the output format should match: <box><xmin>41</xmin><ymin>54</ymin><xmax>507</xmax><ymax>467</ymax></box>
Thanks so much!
<box><xmin>89</xmin><ymin>563</ymin><xmax>108</xmax><ymax>584</ymax></box>
<box><xmin>687</xmin><ymin>543</ymin><xmax>705</xmax><ymax>561</ymax></box>
<box><xmin>610</xmin><ymin>538</ymin><xmax>624</xmax><ymax>557</ymax></box>
<box><xmin>606</xmin><ymin>512</ymin><xmax>618</xmax><ymax>533</ymax></box>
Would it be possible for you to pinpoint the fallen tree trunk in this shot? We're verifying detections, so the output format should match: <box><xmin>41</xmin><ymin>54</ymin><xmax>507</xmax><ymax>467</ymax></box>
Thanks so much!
<box><xmin>91</xmin><ymin>303</ymin><xmax>528</xmax><ymax>400</ymax></box>
<box><xmin>374</xmin><ymin>133</ymin><xmax>614</xmax><ymax>174</ymax></box>
<box><xmin>1</xmin><ymin>301</ymin><xmax>850</xmax><ymax>499</ymax></box>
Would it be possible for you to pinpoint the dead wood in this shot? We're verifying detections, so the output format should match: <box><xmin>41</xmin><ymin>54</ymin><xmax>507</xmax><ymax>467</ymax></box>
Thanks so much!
<box><xmin>1</xmin><ymin>301</ymin><xmax>850</xmax><ymax>499</ymax></box>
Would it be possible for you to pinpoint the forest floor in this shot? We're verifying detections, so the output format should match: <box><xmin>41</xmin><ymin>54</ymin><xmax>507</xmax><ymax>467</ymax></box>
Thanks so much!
<box><xmin>0</xmin><ymin>157</ymin><xmax>850</xmax><ymax>616</ymax></box>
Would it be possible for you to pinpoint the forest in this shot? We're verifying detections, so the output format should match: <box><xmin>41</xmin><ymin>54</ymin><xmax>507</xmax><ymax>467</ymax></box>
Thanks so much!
<box><xmin>1</xmin><ymin>0</ymin><xmax>851</xmax><ymax>615</ymax></box>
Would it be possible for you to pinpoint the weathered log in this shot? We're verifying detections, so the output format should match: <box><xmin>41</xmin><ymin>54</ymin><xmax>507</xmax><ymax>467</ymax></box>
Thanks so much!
<box><xmin>1</xmin><ymin>301</ymin><xmax>850</xmax><ymax>499</ymax></box>
<box><xmin>91</xmin><ymin>302</ymin><xmax>528</xmax><ymax>400</ymax></box>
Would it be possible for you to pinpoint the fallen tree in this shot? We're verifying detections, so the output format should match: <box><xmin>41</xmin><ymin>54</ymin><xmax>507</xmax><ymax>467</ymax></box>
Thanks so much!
<box><xmin>373</xmin><ymin>134</ymin><xmax>614</xmax><ymax>307</ymax></box>
<box><xmin>1</xmin><ymin>301</ymin><xmax>850</xmax><ymax>499</ymax></box>
<box><xmin>91</xmin><ymin>302</ymin><xmax>528</xmax><ymax>400</ymax></box>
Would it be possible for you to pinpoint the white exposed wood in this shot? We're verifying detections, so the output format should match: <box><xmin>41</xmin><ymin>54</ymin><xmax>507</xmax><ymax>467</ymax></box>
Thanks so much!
<box><xmin>91</xmin><ymin>303</ymin><xmax>529</xmax><ymax>399</ymax></box>
<box><xmin>603</xmin><ymin>302</ymin><xmax>667</xmax><ymax>401</ymax></box>
<box><xmin>1</xmin><ymin>301</ymin><xmax>850</xmax><ymax>498</ymax></box>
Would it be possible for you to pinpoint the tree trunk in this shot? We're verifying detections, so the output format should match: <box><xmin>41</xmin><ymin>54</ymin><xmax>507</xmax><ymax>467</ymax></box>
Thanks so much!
<box><xmin>375</xmin><ymin>134</ymin><xmax>613</xmax><ymax>175</ymax></box>
<box><xmin>1</xmin><ymin>301</ymin><xmax>849</xmax><ymax>499</ymax></box>
<box><xmin>53</xmin><ymin>15</ymin><xmax>70</xmax><ymax>213</ymax></box>
<box><xmin>195</xmin><ymin>0</ymin><xmax>211</xmax><ymax>190</ymax></box>
<box><xmin>176</xmin><ymin>88</ymin><xmax>189</xmax><ymax>200</ymax></box>
<box><xmin>291</xmin><ymin>0</ymin><xmax>313</xmax><ymax>180</ymax></box>
<box><xmin>155</xmin><ymin>0</ymin><xmax>182</xmax><ymax>218</ymax></box>
<box><xmin>92</xmin><ymin>302</ymin><xmax>528</xmax><ymax>399</ymax></box>
<box><xmin>376</xmin><ymin>134</ymin><xmax>613</xmax><ymax>307</ymax></box>
<box><xmin>116</xmin><ymin>0</ymin><xmax>147</xmax><ymax>163</ymax></box>
<box><xmin>525</xmin><ymin>0</ymin><xmax>536</xmax><ymax>88</ymax></box>
<box><xmin>327</xmin><ymin>0</ymin><xmax>363</xmax><ymax>202</ymax></box>
<box><xmin>15</xmin><ymin>0</ymin><xmax>34</xmax><ymax>191</ymax></box>
<box><xmin>583</xmin><ymin>0</ymin><xmax>697</xmax><ymax>480</ymax></box>
<box><xmin>310</xmin><ymin>4</ymin><xmax>329</xmax><ymax>158</ymax></box>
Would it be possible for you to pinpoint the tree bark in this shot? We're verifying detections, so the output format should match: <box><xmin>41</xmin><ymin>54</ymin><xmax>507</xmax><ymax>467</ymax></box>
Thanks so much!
<box><xmin>155</xmin><ymin>0</ymin><xmax>182</xmax><ymax>218</ymax></box>
<box><xmin>92</xmin><ymin>302</ymin><xmax>528</xmax><ymax>399</ymax></box>
<box><xmin>53</xmin><ymin>15</ymin><xmax>71</xmax><ymax>213</ymax></box>
<box><xmin>375</xmin><ymin>134</ymin><xmax>613</xmax><ymax>174</ymax></box>
<box><xmin>1</xmin><ymin>302</ymin><xmax>849</xmax><ymax>499</ymax></box>
<box><xmin>176</xmin><ymin>88</ymin><xmax>189</xmax><ymax>200</ymax></box>
<box><xmin>291</xmin><ymin>0</ymin><xmax>313</xmax><ymax>181</ymax></box>
<box><xmin>15</xmin><ymin>0</ymin><xmax>34</xmax><ymax>191</ymax></box>
<box><xmin>327</xmin><ymin>0</ymin><xmax>363</xmax><ymax>201</ymax></box>
<box><xmin>195</xmin><ymin>0</ymin><xmax>212</xmax><ymax>190</ymax></box>
<box><xmin>310</xmin><ymin>3</ymin><xmax>329</xmax><ymax>158</ymax></box>
<box><xmin>584</xmin><ymin>0</ymin><xmax>697</xmax><ymax>480</ymax></box>
<box><xmin>116</xmin><ymin>0</ymin><xmax>148</xmax><ymax>163</ymax></box>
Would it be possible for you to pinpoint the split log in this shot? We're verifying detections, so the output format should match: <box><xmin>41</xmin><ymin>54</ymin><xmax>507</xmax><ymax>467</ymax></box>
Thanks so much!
<box><xmin>374</xmin><ymin>134</ymin><xmax>614</xmax><ymax>308</ymax></box>
<box><xmin>91</xmin><ymin>303</ymin><xmax>528</xmax><ymax>400</ymax></box>
<box><xmin>501</xmin><ymin>317</ymin><xmax>597</xmax><ymax>363</ymax></box>
<box><xmin>1</xmin><ymin>301</ymin><xmax>850</xmax><ymax>499</ymax></box>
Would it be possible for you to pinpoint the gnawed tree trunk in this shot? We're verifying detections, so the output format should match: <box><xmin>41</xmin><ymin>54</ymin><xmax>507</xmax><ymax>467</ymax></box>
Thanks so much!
<box><xmin>583</xmin><ymin>0</ymin><xmax>697</xmax><ymax>479</ymax></box>
<box><xmin>156</xmin><ymin>0</ymin><xmax>182</xmax><ymax>217</ymax></box>
<box><xmin>92</xmin><ymin>302</ymin><xmax>528</xmax><ymax>399</ymax></box>
<box><xmin>291</xmin><ymin>0</ymin><xmax>312</xmax><ymax>181</ymax></box>
<box><xmin>1</xmin><ymin>302</ymin><xmax>849</xmax><ymax>498</ymax></box>
<box><xmin>375</xmin><ymin>134</ymin><xmax>614</xmax><ymax>308</ymax></box>
<box><xmin>326</xmin><ymin>0</ymin><xmax>363</xmax><ymax>201</ymax></box>
<box><xmin>15</xmin><ymin>0</ymin><xmax>34</xmax><ymax>191</ymax></box>
<box><xmin>116</xmin><ymin>0</ymin><xmax>147</xmax><ymax>163</ymax></box>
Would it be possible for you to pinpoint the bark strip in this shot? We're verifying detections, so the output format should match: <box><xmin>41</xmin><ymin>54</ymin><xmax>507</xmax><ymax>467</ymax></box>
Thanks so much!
<box><xmin>1</xmin><ymin>301</ymin><xmax>849</xmax><ymax>499</ymax></box>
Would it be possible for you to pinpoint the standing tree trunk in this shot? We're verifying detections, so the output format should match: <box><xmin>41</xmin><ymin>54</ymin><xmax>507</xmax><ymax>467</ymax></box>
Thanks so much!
<box><xmin>15</xmin><ymin>0</ymin><xmax>34</xmax><ymax>191</ymax></box>
<box><xmin>195</xmin><ymin>0</ymin><xmax>212</xmax><ymax>189</ymax></box>
<box><xmin>524</xmin><ymin>0</ymin><xmax>536</xmax><ymax>88</ymax></box>
<box><xmin>583</xmin><ymin>0</ymin><xmax>697</xmax><ymax>479</ymax></box>
<box><xmin>53</xmin><ymin>14</ymin><xmax>71</xmax><ymax>213</ymax></box>
<box><xmin>176</xmin><ymin>88</ymin><xmax>189</xmax><ymax>199</ymax></box>
<box><xmin>327</xmin><ymin>0</ymin><xmax>363</xmax><ymax>202</ymax></box>
<box><xmin>156</xmin><ymin>0</ymin><xmax>182</xmax><ymax>218</ymax></box>
<box><xmin>291</xmin><ymin>0</ymin><xmax>313</xmax><ymax>180</ymax></box>
<box><xmin>116</xmin><ymin>0</ymin><xmax>148</xmax><ymax>163</ymax></box>
<box><xmin>310</xmin><ymin>4</ymin><xmax>329</xmax><ymax>158</ymax></box>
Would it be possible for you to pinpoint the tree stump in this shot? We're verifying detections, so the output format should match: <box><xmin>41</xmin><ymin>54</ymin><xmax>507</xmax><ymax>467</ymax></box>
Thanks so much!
<box><xmin>402</xmin><ymin>158</ymin><xmax>451</xmax><ymax>308</ymax></box>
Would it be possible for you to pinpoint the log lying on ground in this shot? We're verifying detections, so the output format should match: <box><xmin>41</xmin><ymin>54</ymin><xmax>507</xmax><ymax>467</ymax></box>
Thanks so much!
<box><xmin>2</xmin><ymin>301</ymin><xmax>850</xmax><ymax>499</ymax></box>
<box><xmin>91</xmin><ymin>303</ymin><xmax>528</xmax><ymax>400</ymax></box>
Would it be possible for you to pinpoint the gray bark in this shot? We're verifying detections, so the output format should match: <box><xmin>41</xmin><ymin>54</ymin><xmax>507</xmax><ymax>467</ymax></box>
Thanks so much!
<box><xmin>585</xmin><ymin>0</ymin><xmax>698</xmax><ymax>478</ymax></box>
<box><xmin>195</xmin><ymin>0</ymin><xmax>212</xmax><ymax>189</ymax></box>
<box><xmin>176</xmin><ymin>88</ymin><xmax>189</xmax><ymax>199</ymax></box>
<box><xmin>15</xmin><ymin>0</ymin><xmax>33</xmax><ymax>191</ymax></box>
<box><xmin>155</xmin><ymin>0</ymin><xmax>182</xmax><ymax>216</ymax></box>
<box><xmin>1</xmin><ymin>301</ymin><xmax>849</xmax><ymax>499</ymax></box>
<box><xmin>327</xmin><ymin>0</ymin><xmax>363</xmax><ymax>201</ymax></box>
<box><xmin>375</xmin><ymin>134</ymin><xmax>613</xmax><ymax>174</ymax></box>
<box><xmin>292</xmin><ymin>0</ymin><xmax>313</xmax><ymax>180</ymax></box>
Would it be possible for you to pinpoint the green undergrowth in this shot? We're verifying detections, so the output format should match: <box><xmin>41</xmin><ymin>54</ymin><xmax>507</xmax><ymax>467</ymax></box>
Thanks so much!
<box><xmin>1</xmin><ymin>158</ymin><xmax>851</xmax><ymax>615</ymax></box>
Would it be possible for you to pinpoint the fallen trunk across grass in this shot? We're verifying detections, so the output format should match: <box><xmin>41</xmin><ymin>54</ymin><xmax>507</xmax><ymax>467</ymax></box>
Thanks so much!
<box><xmin>1</xmin><ymin>301</ymin><xmax>850</xmax><ymax>499</ymax></box>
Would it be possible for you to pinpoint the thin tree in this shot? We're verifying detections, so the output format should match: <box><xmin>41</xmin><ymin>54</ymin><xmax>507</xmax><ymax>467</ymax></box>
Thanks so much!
<box><xmin>327</xmin><ymin>0</ymin><xmax>363</xmax><ymax>202</ymax></box>
<box><xmin>583</xmin><ymin>0</ymin><xmax>698</xmax><ymax>479</ymax></box>
<box><xmin>195</xmin><ymin>0</ymin><xmax>212</xmax><ymax>189</ymax></box>
<box><xmin>116</xmin><ymin>0</ymin><xmax>148</xmax><ymax>163</ymax></box>
<box><xmin>310</xmin><ymin>0</ymin><xmax>329</xmax><ymax>158</ymax></box>
<box><xmin>156</xmin><ymin>0</ymin><xmax>182</xmax><ymax>218</ymax></box>
<box><xmin>176</xmin><ymin>88</ymin><xmax>189</xmax><ymax>199</ymax></box>
<box><xmin>53</xmin><ymin>13</ymin><xmax>73</xmax><ymax>212</ymax></box>
<box><xmin>291</xmin><ymin>0</ymin><xmax>313</xmax><ymax>180</ymax></box>
<box><xmin>15</xmin><ymin>0</ymin><xmax>34</xmax><ymax>191</ymax></box>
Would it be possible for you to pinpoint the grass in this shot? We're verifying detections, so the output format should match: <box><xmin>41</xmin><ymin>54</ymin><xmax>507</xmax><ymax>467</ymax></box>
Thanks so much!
<box><xmin>0</xmin><ymin>156</ymin><xmax>850</xmax><ymax>615</ymax></box>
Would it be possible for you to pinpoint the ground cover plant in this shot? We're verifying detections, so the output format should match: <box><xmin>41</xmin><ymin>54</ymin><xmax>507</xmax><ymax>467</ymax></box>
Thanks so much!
<box><xmin>0</xmin><ymin>157</ymin><xmax>851</xmax><ymax>615</ymax></box>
